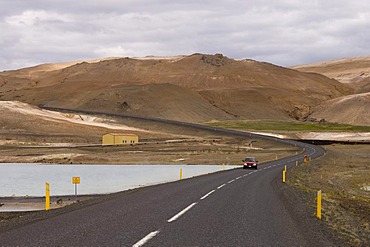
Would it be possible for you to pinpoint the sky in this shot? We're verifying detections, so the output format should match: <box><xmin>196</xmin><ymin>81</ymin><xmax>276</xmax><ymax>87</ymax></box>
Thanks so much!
<box><xmin>0</xmin><ymin>0</ymin><xmax>369</xmax><ymax>71</ymax></box>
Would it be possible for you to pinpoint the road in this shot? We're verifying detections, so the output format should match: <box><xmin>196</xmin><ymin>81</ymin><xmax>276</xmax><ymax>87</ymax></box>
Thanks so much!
<box><xmin>0</xmin><ymin>108</ymin><xmax>337</xmax><ymax>246</ymax></box>
<box><xmin>0</xmin><ymin>150</ymin><xmax>336</xmax><ymax>246</ymax></box>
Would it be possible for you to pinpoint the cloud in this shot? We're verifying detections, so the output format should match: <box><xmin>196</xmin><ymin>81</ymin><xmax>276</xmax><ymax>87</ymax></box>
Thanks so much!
<box><xmin>0</xmin><ymin>0</ymin><xmax>369</xmax><ymax>70</ymax></box>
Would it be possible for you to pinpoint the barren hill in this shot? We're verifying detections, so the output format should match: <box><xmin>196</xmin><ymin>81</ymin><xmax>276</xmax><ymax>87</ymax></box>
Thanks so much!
<box><xmin>292</xmin><ymin>56</ymin><xmax>370</xmax><ymax>93</ymax></box>
<box><xmin>0</xmin><ymin>54</ymin><xmax>352</xmax><ymax>123</ymax></box>
<box><xmin>309</xmin><ymin>92</ymin><xmax>370</xmax><ymax>126</ymax></box>
<box><xmin>0</xmin><ymin>101</ymin><xmax>149</xmax><ymax>146</ymax></box>
<box><xmin>292</xmin><ymin>56</ymin><xmax>370</xmax><ymax>125</ymax></box>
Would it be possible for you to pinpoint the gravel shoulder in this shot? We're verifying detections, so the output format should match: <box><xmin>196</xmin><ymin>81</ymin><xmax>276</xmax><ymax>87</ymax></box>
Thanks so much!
<box><xmin>288</xmin><ymin>144</ymin><xmax>370</xmax><ymax>246</ymax></box>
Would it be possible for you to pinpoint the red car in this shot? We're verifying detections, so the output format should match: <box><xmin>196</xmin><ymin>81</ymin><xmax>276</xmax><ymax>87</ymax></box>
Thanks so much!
<box><xmin>243</xmin><ymin>157</ymin><xmax>258</xmax><ymax>169</ymax></box>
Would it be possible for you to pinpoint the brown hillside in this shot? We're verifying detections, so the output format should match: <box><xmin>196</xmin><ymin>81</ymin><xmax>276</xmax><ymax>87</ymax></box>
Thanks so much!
<box><xmin>292</xmin><ymin>56</ymin><xmax>370</xmax><ymax>94</ymax></box>
<box><xmin>310</xmin><ymin>92</ymin><xmax>370</xmax><ymax>126</ymax></box>
<box><xmin>0</xmin><ymin>54</ymin><xmax>352</xmax><ymax>122</ymax></box>
<box><xmin>292</xmin><ymin>56</ymin><xmax>370</xmax><ymax>126</ymax></box>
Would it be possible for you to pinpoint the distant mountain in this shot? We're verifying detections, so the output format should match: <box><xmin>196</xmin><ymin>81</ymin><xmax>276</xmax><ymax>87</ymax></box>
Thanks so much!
<box><xmin>310</xmin><ymin>92</ymin><xmax>370</xmax><ymax>126</ymax></box>
<box><xmin>292</xmin><ymin>56</ymin><xmax>370</xmax><ymax>94</ymax></box>
<box><xmin>292</xmin><ymin>56</ymin><xmax>370</xmax><ymax>125</ymax></box>
<box><xmin>0</xmin><ymin>54</ymin><xmax>352</xmax><ymax>123</ymax></box>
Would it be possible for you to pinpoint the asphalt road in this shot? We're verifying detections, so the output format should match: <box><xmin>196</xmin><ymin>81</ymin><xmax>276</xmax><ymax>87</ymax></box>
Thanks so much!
<box><xmin>0</xmin><ymin>108</ymin><xmax>337</xmax><ymax>246</ymax></box>
<box><xmin>0</xmin><ymin>147</ymin><xmax>336</xmax><ymax>246</ymax></box>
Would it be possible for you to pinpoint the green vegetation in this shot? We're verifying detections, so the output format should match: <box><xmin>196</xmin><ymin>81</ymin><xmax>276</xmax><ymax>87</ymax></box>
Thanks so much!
<box><xmin>204</xmin><ymin>120</ymin><xmax>370</xmax><ymax>132</ymax></box>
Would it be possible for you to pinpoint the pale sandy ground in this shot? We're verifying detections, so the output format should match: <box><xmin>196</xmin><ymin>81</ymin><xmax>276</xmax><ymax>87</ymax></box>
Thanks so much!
<box><xmin>0</xmin><ymin>196</ymin><xmax>96</xmax><ymax>212</ymax></box>
<box><xmin>251</xmin><ymin>130</ymin><xmax>370</xmax><ymax>142</ymax></box>
<box><xmin>296</xmin><ymin>131</ymin><xmax>370</xmax><ymax>141</ymax></box>
<box><xmin>0</xmin><ymin>101</ymin><xmax>146</xmax><ymax>132</ymax></box>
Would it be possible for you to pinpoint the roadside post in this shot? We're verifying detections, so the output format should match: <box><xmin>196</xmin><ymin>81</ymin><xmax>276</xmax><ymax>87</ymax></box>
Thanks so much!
<box><xmin>317</xmin><ymin>190</ymin><xmax>322</xmax><ymax>219</ymax></box>
<box><xmin>284</xmin><ymin>165</ymin><xmax>287</xmax><ymax>172</ymax></box>
<box><xmin>45</xmin><ymin>182</ymin><xmax>50</xmax><ymax>211</ymax></box>
<box><xmin>304</xmin><ymin>154</ymin><xmax>308</xmax><ymax>163</ymax></box>
<box><xmin>72</xmin><ymin>177</ymin><xmax>80</xmax><ymax>198</ymax></box>
<box><xmin>296</xmin><ymin>160</ymin><xmax>298</xmax><ymax>167</ymax></box>
<box><xmin>282</xmin><ymin>170</ymin><xmax>286</xmax><ymax>183</ymax></box>
<box><xmin>180</xmin><ymin>169</ymin><xmax>183</xmax><ymax>180</ymax></box>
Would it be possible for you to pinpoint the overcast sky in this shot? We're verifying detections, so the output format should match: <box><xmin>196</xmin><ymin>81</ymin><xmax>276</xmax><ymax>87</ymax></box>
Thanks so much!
<box><xmin>0</xmin><ymin>0</ymin><xmax>369</xmax><ymax>71</ymax></box>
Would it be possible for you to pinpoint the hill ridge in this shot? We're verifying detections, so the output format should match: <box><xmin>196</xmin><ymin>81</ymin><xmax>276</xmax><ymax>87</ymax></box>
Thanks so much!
<box><xmin>0</xmin><ymin>53</ymin><xmax>357</xmax><ymax>124</ymax></box>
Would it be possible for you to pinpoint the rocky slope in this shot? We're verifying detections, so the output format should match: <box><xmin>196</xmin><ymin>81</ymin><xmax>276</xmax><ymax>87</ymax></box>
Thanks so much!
<box><xmin>292</xmin><ymin>56</ymin><xmax>370</xmax><ymax>125</ymax></box>
<box><xmin>310</xmin><ymin>92</ymin><xmax>370</xmax><ymax>125</ymax></box>
<box><xmin>292</xmin><ymin>56</ymin><xmax>370</xmax><ymax>93</ymax></box>
<box><xmin>0</xmin><ymin>54</ymin><xmax>352</xmax><ymax>123</ymax></box>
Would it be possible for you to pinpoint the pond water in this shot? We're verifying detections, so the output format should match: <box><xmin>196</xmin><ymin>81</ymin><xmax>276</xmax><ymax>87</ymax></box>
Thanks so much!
<box><xmin>0</xmin><ymin>163</ymin><xmax>238</xmax><ymax>197</ymax></box>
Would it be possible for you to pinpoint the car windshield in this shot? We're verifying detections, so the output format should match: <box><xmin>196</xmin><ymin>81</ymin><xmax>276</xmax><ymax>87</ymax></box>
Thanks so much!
<box><xmin>245</xmin><ymin>157</ymin><xmax>256</xmax><ymax>162</ymax></box>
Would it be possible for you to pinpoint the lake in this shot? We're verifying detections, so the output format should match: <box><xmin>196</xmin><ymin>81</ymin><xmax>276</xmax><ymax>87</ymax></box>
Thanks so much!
<box><xmin>0</xmin><ymin>163</ymin><xmax>238</xmax><ymax>197</ymax></box>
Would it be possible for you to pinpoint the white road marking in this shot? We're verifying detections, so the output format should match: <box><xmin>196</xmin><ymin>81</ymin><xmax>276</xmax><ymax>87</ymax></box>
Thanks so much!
<box><xmin>167</xmin><ymin>203</ymin><xmax>197</xmax><ymax>223</ymax></box>
<box><xmin>132</xmin><ymin>231</ymin><xmax>160</xmax><ymax>247</ymax></box>
<box><xmin>236</xmin><ymin>176</ymin><xmax>242</xmax><ymax>180</ymax></box>
<box><xmin>228</xmin><ymin>179</ymin><xmax>235</xmax><ymax>183</ymax></box>
<box><xmin>217</xmin><ymin>184</ymin><xmax>226</xmax><ymax>189</ymax></box>
<box><xmin>201</xmin><ymin>190</ymin><xmax>216</xmax><ymax>200</ymax></box>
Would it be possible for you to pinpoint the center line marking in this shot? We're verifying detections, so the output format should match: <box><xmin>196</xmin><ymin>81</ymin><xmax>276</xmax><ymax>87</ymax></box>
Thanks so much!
<box><xmin>132</xmin><ymin>230</ymin><xmax>160</xmax><ymax>247</ymax></box>
<box><xmin>217</xmin><ymin>184</ymin><xmax>226</xmax><ymax>189</ymax></box>
<box><xmin>167</xmin><ymin>202</ymin><xmax>197</xmax><ymax>222</ymax></box>
<box><xmin>228</xmin><ymin>179</ymin><xmax>235</xmax><ymax>183</ymax></box>
<box><xmin>201</xmin><ymin>190</ymin><xmax>215</xmax><ymax>200</ymax></box>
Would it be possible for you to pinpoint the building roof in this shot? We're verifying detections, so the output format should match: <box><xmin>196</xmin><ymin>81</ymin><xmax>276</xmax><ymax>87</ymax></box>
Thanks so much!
<box><xmin>104</xmin><ymin>133</ymin><xmax>138</xmax><ymax>136</ymax></box>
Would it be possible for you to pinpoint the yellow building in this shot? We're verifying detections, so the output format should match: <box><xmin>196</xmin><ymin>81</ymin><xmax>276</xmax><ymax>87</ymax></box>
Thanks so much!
<box><xmin>102</xmin><ymin>133</ymin><xmax>139</xmax><ymax>145</ymax></box>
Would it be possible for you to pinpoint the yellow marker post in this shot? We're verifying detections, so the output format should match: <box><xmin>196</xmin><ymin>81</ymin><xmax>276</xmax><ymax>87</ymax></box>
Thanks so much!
<box><xmin>45</xmin><ymin>183</ymin><xmax>50</xmax><ymax>211</ymax></box>
<box><xmin>317</xmin><ymin>190</ymin><xmax>322</xmax><ymax>219</ymax></box>
<box><xmin>282</xmin><ymin>170</ymin><xmax>286</xmax><ymax>183</ymax></box>
<box><xmin>284</xmin><ymin>165</ymin><xmax>287</xmax><ymax>172</ymax></box>
<box><xmin>296</xmin><ymin>160</ymin><xmax>298</xmax><ymax>167</ymax></box>
<box><xmin>180</xmin><ymin>168</ymin><xmax>183</xmax><ymax>180</ymax></box>
<box><xmin>72</xmin><ymin>177</ymin><xmax>80</xmax><ymax>197</ymax></box>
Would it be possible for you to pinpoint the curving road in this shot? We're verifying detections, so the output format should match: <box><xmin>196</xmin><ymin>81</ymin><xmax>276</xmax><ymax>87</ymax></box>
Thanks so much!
<box><xmin>0</xmin><ymin>108</ymin><xmax>336</xmax><ymax>246</ymax></box>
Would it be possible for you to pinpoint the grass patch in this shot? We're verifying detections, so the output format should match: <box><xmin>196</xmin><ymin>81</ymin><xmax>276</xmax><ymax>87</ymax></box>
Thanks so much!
<box><xmin>204</xmin><ymin>120</ymin><xmax>370</xmax><ymax>132</ymax></box>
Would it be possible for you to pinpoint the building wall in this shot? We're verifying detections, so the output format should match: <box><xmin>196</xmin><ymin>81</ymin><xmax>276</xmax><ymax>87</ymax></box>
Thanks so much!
<box><xmin>102</xmin><ymin>134</ymin><xmax>115</xmax><ymax>145</ymax></box>
<box><xmin>102</xmin><ymin>134</ymin><xmax>139</xmax><ymax>145</ymax></box>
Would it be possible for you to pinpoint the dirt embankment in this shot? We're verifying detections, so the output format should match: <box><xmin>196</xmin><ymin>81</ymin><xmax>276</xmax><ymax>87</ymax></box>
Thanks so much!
<box><xmin>288</xmin><ymin>144</ymin><xmax>370</xmax><ymax>246</ymax></box>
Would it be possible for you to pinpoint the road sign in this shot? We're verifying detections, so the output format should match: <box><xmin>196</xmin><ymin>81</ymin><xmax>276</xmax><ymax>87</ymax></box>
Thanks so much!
<box><xmin>72</xmin><ymin>176</ymin><xmax>80</xmax><ymax>184</ymax></box>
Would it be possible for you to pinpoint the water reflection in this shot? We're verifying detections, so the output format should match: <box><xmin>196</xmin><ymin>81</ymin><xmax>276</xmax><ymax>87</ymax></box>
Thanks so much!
<box><xmin>0</xmin><ymin>163</ymin><xmax>238</xmax><ymax>197</ymax></box>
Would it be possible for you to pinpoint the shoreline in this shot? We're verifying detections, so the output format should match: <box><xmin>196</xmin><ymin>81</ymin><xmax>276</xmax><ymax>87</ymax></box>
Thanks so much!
<box><xmin>0</xmin><ymin>194</ymin><xmax>104</xmax><ymax>212</ymax></box>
